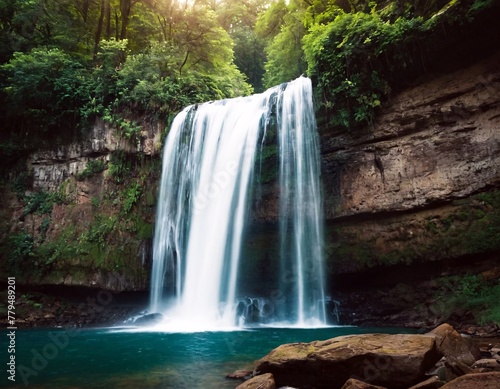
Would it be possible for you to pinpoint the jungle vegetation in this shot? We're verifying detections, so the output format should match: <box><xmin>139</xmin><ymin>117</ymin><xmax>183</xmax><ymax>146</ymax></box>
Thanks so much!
<box><xmin>0</xmin><ymin>0</ymin><xmax>497</xmax><ymax>149</ymax></box>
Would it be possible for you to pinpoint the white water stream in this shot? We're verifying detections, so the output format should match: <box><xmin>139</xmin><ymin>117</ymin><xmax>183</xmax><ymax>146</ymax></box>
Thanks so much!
<box><xmin>150</xmin><ymin>77</ymin><xmax>326</xmax><ymax>330</ymax></box>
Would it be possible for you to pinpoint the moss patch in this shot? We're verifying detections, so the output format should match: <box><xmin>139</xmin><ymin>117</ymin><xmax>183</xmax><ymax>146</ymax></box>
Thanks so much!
<box><xmin>327</xmin><ymin>189</ymin><xmax>500</xmax><ymax>274</ymax></box>
<box><xmin>1</xmin><ymin>152</ymin><xmax>159</xmax><ymax>290</ymax></box>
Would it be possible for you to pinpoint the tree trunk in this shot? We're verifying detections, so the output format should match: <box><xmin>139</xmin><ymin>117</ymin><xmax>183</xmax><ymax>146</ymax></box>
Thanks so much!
<box><xmin>115</xmin><ymin>10</ymin><xmax>120</xmax><ymax>40</ymax></box>
<box><xmin>94</xmin><ymin>0</ymin><xmax>105</xmax><ymax>59</ymax></box>
<box><xmin>157</xmin><ymin>16</ymin><xmax>168</xmax><ymax>42</ymax></box>
<box><xmin>120</xmin><ymin>0</ymin><xmax>131</xmax><ymax>40</ymax></box>
<box><xmin>179</xmin><ymin>51</ymin><xmax>189</xmax><ymax>76</ymax></box>
<box><xmin>82</xmin><ymin>0</ymin><xmax>90</xmax><ymax>22</ymax></box>
<box><xmin>105</xmin><ymin>0</ymin><xmax>111</xmax><ymax>39</ymax></box>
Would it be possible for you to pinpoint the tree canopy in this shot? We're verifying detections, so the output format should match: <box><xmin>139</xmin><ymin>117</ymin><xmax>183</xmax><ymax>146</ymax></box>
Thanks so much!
<box><xmin>0</xmin><ymin>0</ymin><xmax>498</xmax><ymax>148</ymax></box>
<box><xmin>0</xmin><ymin>0</ymin><xmax>258</xmax><ymax>145</ymax></box>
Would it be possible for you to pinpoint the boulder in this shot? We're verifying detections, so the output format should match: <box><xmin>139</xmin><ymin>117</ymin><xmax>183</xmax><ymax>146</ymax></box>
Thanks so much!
<box><xmin>235</xmin><ymin>373</ymin><xmax>276</xmax><ymax>389</ymax></box>
<box><xmin>463</xmin><ymin>338</ymin><xmax>481</xmax><ymax>361</ymax></box>
<box><xmin>429</xmin><ymin>324</ymin><xmax>476</xmax><ymax>366</ymax></box>
<box><xmin>439</xmin><ymin>372</ymin><xmax>500</xmax><ymax>388</ymax></box>
<box><xmin>407</xmin><ymin>375</ymin><xmax>445</xmax><ymax>389</ymax></box>
<box><xmin>445</xmin><ymin>358</ymin><xmax>474</xmax><ymax>375</ymax></box>
<box><xmin>471</xmin><ymin>359</ymin><xmax>500</xmax><ymax>371</ymax></box>
<box><xmin>254</xmin><ymin>333</ymin><xmax>440</xmax><ymax>389</ymax></box>
<box><xmin>341</xmin><ymin>378</ymin><xmax>387</xmax><ymax>388</ymax></box>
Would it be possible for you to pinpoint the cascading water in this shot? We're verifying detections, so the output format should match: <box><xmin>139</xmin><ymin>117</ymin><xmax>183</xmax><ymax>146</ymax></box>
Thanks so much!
<box><xmin>149</xmin><ymin>77</ymin><xmax>326</xmax><ymax>330</ymax></box>
<box><xmin>278</xmin><ymin>80</ymin><xmax>326</xmax><ymax>325</ymax></box>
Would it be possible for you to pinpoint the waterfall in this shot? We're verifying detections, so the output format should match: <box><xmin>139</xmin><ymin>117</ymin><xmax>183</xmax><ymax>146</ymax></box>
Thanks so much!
<box><xmin>150</xmin><ymin>77</ymin><xmax>326</xmax><ymax>330</ymax></box>
<box><xmin>278</xmin><ymin>79</ymin><xmax>326</xmax><ymax>325</ymax></box>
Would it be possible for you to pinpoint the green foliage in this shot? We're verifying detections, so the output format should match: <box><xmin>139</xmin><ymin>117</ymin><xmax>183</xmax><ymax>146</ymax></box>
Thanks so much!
<box><xmin>230</xmin><ymin>25</ymin><xmax>266</xmax><ymax>92</ymax></box>
<box><xmin>22</xmin><ymin>191</ymin><xmax>64</xmax><ymax>217</ymax></box>
<box><xmin>476</xmin><ymin>191</ymin><xmax>500</xmax><ymax>208</ymax></box>
<box><xmin>424</xmin><ymin>190</ymin><xmax>500</xmax><ymax>258</ymax></box>
<box><xmin>33</xmin><ymin>225</ymin><xmax>80</xmax><ymax>269</ymax></box>
<box><xmin>263</xmin><ymin>17</ymin><xmax>307</xmax><ymax>88</ymax></box>
<box><xmin>257</xmin><ymin>143</ymin><xmax>279</xmax><ymax>184</ymax></box>
<box><xmin>438</xmin><ymin>273</ymin><xmax>500</xmax><ymax>325</ymax></box>
<box><xmin>40</xmin><ymin>217</ymin><xmax>51</xmax><ymax>236</ymax></box>
<box><xmin>122</xmin><ymin>182</ymin><xmax>142</xmax><ymax>214</ymax></box>
<box><xmin>258</xmin><ymin>0</ymin><xmax>309</xmax><ymax>88</ymax></box>
<box><xmin>451</xmin><ymin>274</ymin><xmax>484</xmax><ymax>298</ymax></box>
<box><xmin>255</xmin><ymin>0</ymin><xmax>288</xmax><ymax>39</ymax></box>
<box><xmin>4</xmin><ymin>231</ymin><xmax>34</xmax><ymax>275</ymax></box>
<box><xmin>441</xmin><ymin>191</ymin><xmax>500</xmax><ymax>255</ymax></box>
<box><xmin>91</xmin><ymin>196</ymin><xmax>100</xmax><ymax>208</ymax></box>
<box><xmin>301</xmin><ymin>0</ymin><xmax>498</xmax><ymax>130</ymax></box>
<box><xmin>20</xmin><ymin>294</ymin><xmax>43</xmax><ymax>310</ymax></box>
<box><xmin>108</xmin><ymin>150</ymin><xmax>132</xmax><ymax>184</ymax></box>
<box><xmin>1</xmin><ymin>47</ymin><xmax>88</xmax><ymax>134</ymax></box>
<box><xmin>337</xmin><ymin>241</ymin><xmax>375</xmax><ymax>267</ymax></box>
<box><xmin>2</xmin><ymin>0</ymin><xmax>494</xmax><ymax>148</ymax></box>
<box><xmin>10</xmin><ymin>170</ymin><xmax>31</xmax><ymax>197</ymax></box>
<box><xmin>468</xmin><ymin>283</ymin><xmax>500</xmax><ymax>325</ymax></box>
<box><xmin>76</xmin><ymin>159</ymin><xmax>106</xmax><ymax>181</ymax></box>
<box><xmin>327</xmin><ymin>189</ymin><xmax>500</xmax><ymax>275</ymax></box>
<box><xmin>1</xmin><ymin>1</ymin><xmax>254</xmax><ymax>148</ymax></box>
<box><xmin>80</xmin><ymin>215</ymin><xmax>116</xmax><ymax>248</ymax></box>
<box><xmin>469</xmin><ymin>0</ymin><xmax>496</xmax><ymax>13</ymax></box>
<box><xmin>303</xmin><ymin>9</ymin><xmax>419</xmax><ymax>128</ymax></box>
<box><xmin>0</xmin><ymin>0</ymin><xmax>92</xmax><ymax>63</ymax></box>
<box><xmin>135</xmin><ymin>220</ymin><xmax>153</xmax><ymax>240</ymax></box>
<box><xmin>1</xmin><ymin>149</ymin><xmax>157</xmax><ymax>282</ymax></box>
<box><xmin>114</xmin><ymin>42</ymin><xmax>250</xmax><ymax>115</ymax></box>
<box><xmin>81</xmin><ymin>39</ymin><xmax>128</xmax><ymax>126</ymax></box>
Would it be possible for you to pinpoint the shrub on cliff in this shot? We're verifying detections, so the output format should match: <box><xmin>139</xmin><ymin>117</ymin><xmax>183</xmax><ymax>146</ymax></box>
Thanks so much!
<box><xmin>300</xmin><ymin>0</ymin><xmax>499</xmax><ymax>130</ymax></box>
<box><xmin>0</xmin><ymin>47</ymin><xmax>88</xmax><ymax>137</ymax></box>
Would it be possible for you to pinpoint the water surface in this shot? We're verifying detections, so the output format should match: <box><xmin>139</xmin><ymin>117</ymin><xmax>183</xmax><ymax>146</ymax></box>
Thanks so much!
<box><xmin>4</xmin><ymin>326</ymin><xmax>414</xmax><ymax>388</ymax></box>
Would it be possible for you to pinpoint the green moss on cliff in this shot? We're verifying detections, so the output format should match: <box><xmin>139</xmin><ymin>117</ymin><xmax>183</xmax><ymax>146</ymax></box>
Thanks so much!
<box><xmin>434</xmin><ymin>273</ymin><xmax>500</xmax><ymax>325</ymax></box>
<box><xmin>1</xmin><ymin>152</ymin><xmax>159</xmax><ymax>290</ymax></box>
<box><xmin>327</xmin><ymin>189</ymin><xmax>500</xmax><ymax>274</ymax></box>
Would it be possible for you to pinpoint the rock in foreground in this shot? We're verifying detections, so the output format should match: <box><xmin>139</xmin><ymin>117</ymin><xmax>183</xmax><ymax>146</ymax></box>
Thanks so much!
<box><xmin>440</xmin><ymin>371</ymin><xmax>500</xmax><ymax>388</ymax></box>
<box><xmin>254</xmin><ymin>333</ymin><xmax>441</xmax><ymax>389</ymax></box>
<box><xmin>430</xmin><ymin>323</ymin><xmax>476</xmax><ymax>366</ymax></box>
<box><xmin>235</xmin><ymin>373</ymin><xmax>275</xmax><ymax>389</ymax></box>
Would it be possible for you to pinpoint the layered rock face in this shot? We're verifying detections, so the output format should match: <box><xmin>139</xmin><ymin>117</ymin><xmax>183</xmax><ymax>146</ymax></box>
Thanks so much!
<box><xmin>320</xmin><ymin>52</ymin><xmax>500</xmax><ymax>276</ymax></box>
<box><xmin>322</xmin><ymin>52</ymin><xmax>500</xmax><ymax>218</ymax></box>
<box><xmin>30</xmin><ymin>118</ymin><xmax>162</xmax><ymax>191</ymax></box>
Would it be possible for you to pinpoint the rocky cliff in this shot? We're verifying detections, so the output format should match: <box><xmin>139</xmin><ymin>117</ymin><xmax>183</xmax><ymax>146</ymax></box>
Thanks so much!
<box><xmin>321</xmin><ymin>50</ymin><xmax>500</xmax><ymax>270</ymax></box>
<box><xmin>322</xmin><ymin>52</ymin><xmax>500</xmax><ymax>217</ymax></box>
<box><xmin>0</xmin><ymin>117</ymin><xmax>164</xmax><ymax>292</ymax></box>
<box><xmin>1</xmin><ymin>50</ymin><xmax>500</xmax><ymax>329</ymax></box>
<box><xmin>318</xmin><ymin>51</ymin><xmax>500</xmax><ymax>329</ymax></box>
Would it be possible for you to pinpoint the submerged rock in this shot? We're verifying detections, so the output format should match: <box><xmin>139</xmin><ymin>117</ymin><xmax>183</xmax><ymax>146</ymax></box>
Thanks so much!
<box><xmin>226</xmin><ymin>369</ymin><xmax>253</xmax><ymax>380</ymax></box>
<box><xmin>254</xmin><ymin>333</ymin><xmax>440</xmax><ymax>389</ymax></box>
<box><xmin>132</xmin><ymin>312</ymin><xmax>163</xmax><ymax>325</ymax></box>
<box><xmin>235</xmin><ymin>373</ymin><xmax>275</xmax><ymax>389</ymax></box>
